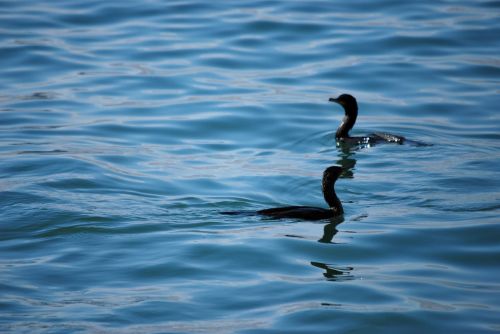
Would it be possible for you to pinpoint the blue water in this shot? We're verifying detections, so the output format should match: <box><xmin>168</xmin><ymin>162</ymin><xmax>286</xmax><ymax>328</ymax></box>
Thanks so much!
<box><xmin>1</xmin><ymin>0</ymin><xmax>500</xmax><ymax>332</ymax></box>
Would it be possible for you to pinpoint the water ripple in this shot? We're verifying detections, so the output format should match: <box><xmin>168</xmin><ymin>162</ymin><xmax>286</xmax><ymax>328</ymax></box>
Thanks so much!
<box><xmin>1</xmin><ymin>0</ymin><xmax>500</xmax><ymax>332</ymax></box>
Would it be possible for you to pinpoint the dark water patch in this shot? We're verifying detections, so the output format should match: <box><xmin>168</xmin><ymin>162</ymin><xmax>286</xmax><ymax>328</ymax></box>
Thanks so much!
<box><xmin>0</xmin><ymin>13</ymin><xmax>65</xmax><ymax>30</ymax></box>
<box><xmin>229</xmin><ymin>36</ymin><xmax>269</xmax><ymax>50</ymax></box>
<box><xmin>378</xmin><ymin>34</ymin><xmax>463</xmax><ymax>52</ymax></box>
<box><xmin>0</xmin><ymin>155</ymin><xmax>84</xmax><ymax>177</ymax></box>
<box><xmin>53</xmin><ymin>4</ymin><xmax>161</xmax><ymax>27</ymax></box>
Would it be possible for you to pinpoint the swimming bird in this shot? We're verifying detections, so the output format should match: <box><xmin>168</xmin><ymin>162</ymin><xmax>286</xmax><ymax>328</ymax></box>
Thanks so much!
<box><xmin>256</xmin><ymin>165</ymin><xmax>344</xmax><ymax>220</ymax></box>
<box><xmin>329</xmin><ymin>94</ymin><xmax>405</xmax><ymax>145</ymax></box>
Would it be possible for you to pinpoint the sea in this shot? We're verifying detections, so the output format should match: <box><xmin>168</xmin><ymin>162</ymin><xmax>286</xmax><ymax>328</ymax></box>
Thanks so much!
<box><xmin>1</xmin><ymin>0</ymin><xmax>499</xmax><ymax>333</ymax></box>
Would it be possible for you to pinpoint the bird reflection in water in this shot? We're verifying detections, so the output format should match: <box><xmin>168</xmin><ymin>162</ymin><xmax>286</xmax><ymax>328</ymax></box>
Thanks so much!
<box><xmin>318</xmin><ymin>217</ymin><xmax>343</xmax><ymax>243</ymax></box>
<box><xmin>311</xmin><ymin>261</ymin><xmax>354</xmax><ymax>281</ymax></box>
<box><xmin>336</xmin><ymin>144</ymin><xmax>357</xmax><ymax>179</ymax></box>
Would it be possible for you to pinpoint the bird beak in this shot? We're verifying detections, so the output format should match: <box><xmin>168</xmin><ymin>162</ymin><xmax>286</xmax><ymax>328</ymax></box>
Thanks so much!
<box><xmin>329</xmin><ymin>97</ymin><xmax>339</xmax><ymax>103</ymax></box>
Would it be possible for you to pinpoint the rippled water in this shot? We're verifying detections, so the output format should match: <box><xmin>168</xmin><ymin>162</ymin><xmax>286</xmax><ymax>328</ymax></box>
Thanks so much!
<box><xmin>1</xmin><ymin>0</ymin><xmax>500</xmax><ymax>333</ymax></box>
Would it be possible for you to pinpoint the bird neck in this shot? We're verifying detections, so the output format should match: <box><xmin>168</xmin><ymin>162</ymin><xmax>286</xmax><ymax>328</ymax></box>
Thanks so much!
<box><xmin>322</xmin><ymin>176</ymin><xmax>344</xmax><ymax>215</ymax></box>
<box><xmin>336</xmin><ymin>107</ymin><xmax>357</xmax><ymax>138</ymax></box>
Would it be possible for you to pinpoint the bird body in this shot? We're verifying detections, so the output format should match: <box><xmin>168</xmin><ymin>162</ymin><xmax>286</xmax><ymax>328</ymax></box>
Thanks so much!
<box><xmin>257</xmin><ymin>166</ymin><xmax>343</xmax><ymax>220</ymax></box>
<box><xmin>221</xmin><ymin>166</ymin><xmax>344</xmax><ymax>221</ymax></box>
<box><xmin>329</xmin><ymin>94</ymin><xmax>405</xmax><ymax>145</ymax></box>
<box><xmin>257</xmin><ymin>206</ymin><xmax>339</xmax><ymax>220</ymax></box>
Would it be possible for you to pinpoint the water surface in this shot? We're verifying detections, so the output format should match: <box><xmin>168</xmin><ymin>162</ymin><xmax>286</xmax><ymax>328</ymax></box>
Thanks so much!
<box><xmin>1</xmin><ymin>0</ymin><xmax>500</xmax><ymax>333</ymax></box>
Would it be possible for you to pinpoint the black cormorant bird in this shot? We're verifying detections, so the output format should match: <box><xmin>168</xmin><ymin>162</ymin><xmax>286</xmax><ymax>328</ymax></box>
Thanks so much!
<box><xmin>256</xmin><ymin>165</ymin><xmax>344</xmax><ymax>220</ymax></box>
<box><xmin>329</xmin><ymin>94</ymin><xmax>405</xmax><ymax>145</ymax></box>
<box><xmin>221</xmin><ymin>166</ymin><xmax>344</xmax><ymax>220</ymax></box>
